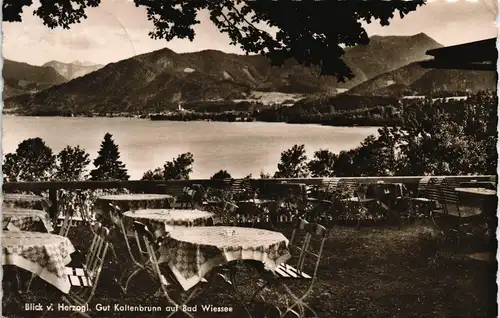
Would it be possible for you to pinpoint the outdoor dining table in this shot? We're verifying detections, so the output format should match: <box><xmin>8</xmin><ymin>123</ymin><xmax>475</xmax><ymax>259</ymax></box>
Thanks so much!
<box><xmin>159</xmin><ymin>226</ymin><xmax>291</xmax><ymax>291</ymax></box>
<box><xmin>2</xmin><ymin>231</ymin><xmax>75</xmax><ymax>293</ymax></box>
<box><xmin>3</xmin><ymin>193</ymin><xmax>51</xmax><ymax>211</ymax></box>
<box><xmin>454</xmin><ymin>187</ymin><xmax>497</xmax><ymax>223</ymax></box>
<box><xmin>454</xmin><ymin>187</ymin><xmax>497</xmax><ymax>211</ymax></box>
<box><xmin>122</xmin><ymin>209</ymin><xmax>216</xmax><ymax>237</ymax></box>
<box><xmin>2</xmin><ymin>208</ymin><xmax>54</xmax><ymax>233</ymax></box>
<box><xmin>94</xmin><ymin>194</ymin><xmax>176</xmax><ymax>225</ymax></box>
<box><xmin>454</xmin><ymin>187</ymin><xmax>497</xmax><ymax>263</ymax></box>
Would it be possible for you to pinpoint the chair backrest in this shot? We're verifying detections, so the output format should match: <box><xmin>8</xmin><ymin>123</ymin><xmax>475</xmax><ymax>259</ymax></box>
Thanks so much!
<box><xmin>83</xmin><ymin>222</ymin><xmax>111</xmax><ymax>288</ymax></box>
<box><xmin>424</xmin><ymin>177</ymin><xmax>444</xmax><ymax>202</ymax></box>
<box><xmin>288</xmin><ymin>218</ymin><xmax>327</xmax><ymax>279</ymax></box>
<box><xmin>133</xmin><ymin>221</ymin><xmax>157</xmax><ymax>262</ymax></box>
<box><xmin>187</xmin><ymin>184</ymin><xmax>206</xmax><ymax>209</ymax></box>
<box><xmin>108</xmin><ymin>203</ymin><xmax>150</xmax><ymax>265</ymax></box>
<box><xmin>328</xmin><ymin>178</ymin><xmax>343</xmax><ymax>193</ymax></box>
<box><xmin>230</xmin><ymin>178</ymin><xmax>257</xmax><ymax>201</ymax></box>
<box><xmin>133</xmin><ymin>221</ymin><xmax>180</xmax><ymax>307</ymax></box>
<box><xmin>160</xmin><ymin>183</ymin><xmax>192</xmax><ymax>207</ymax></box>
<box><xmin>439</xmin><ymin>178</ymin><xmax>461</xmax><ymax>205</ymax></box>
<box><xmin>108</xmin><ymin>203</ymin><xmax>127</xmax><ymax>233</ymax></box>
<box><xmin>59</xmin><ymin>211</ymin><xmax>73</xmax><ymax>237</ymax></box>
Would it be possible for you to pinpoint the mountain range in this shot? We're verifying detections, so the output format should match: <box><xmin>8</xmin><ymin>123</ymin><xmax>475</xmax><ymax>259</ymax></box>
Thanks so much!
<box><xmin>3</xmin><ymin>33</ymin><xmax>494</xmax><ymax>115</ymax></box>
<box><xmin>3</xmin><ymin>59</ymin><xmax>103</xmax><ymax>99</ymax></box>
<box><xmin>43</xmin><ymin>60</ymin><xmax>104</xmax><ymax>81</ymax></box>
<box><xmin>347</xmin><ymin>62</ymin><xmax>497</xmax><ymax>96</ymax></box>
<box><xmin>3</xmin><ymin>59</ymin><xmax>67</xmax><ymax>99</ymax></box>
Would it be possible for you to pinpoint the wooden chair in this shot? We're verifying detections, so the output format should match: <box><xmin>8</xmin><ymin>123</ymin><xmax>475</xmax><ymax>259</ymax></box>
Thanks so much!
<box><xmin>107</xmin><ymin>203</ymin><xmax>156</xmax><ymax>294</ymax></box>
<box><xmin>254</xmin><ymin>218</ymin><xmax>327</xmax><ymax>317</ymax></box>
<box><xmin>307</xmin><ymin>179</ymin><xmax>336</xmax><ymax>201</ymax></box>
<box><xmin>58</xmin><ymin>210</ymin><xmax>74</xmax><ymax>237</ymax></box>
<box><xmin>133</xmin><ymin>221</ymin><xmax>207</xmax><ymax>318</ymax></box>
<box><xmin>431</xmin><ymin>178</ymin><xmax>488</xmax><ymax>247</ymax></box>
<box><xmin>42</xmin><ymin>222</ymin><xmax>111</xmax><ymax>318</ymax></box>
<box><xmin>229</xmin><ymin>178</ymin><xmax>257</xmax><ymax>201</ymax></box>
<box><xmin>335</xmin><ymin>179</ymin><xmax>379</xmax><ymax>225</ymax></box>
<box><xmin>159</xmin><ymin>183</ymin><xmax>197</xmax><ymax>209</ymax></box>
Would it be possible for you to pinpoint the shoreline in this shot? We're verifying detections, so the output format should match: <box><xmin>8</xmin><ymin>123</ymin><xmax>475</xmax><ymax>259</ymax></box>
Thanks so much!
<box><xmin>1</xmin><ymin>113</ymin><xmax>394</xmax><ymax>127</ymax></box>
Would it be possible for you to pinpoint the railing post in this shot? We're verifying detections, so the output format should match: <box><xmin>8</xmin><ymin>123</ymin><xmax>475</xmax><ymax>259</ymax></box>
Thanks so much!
<box><xmin>49</xmin><ymin>188</ymin><xmax>58</xmax><ymax>225</ymax></box>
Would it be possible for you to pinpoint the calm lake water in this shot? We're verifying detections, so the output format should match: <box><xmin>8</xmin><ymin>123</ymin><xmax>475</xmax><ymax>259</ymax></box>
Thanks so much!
<box><xmin>2</xmin><ymin>116</ymin><xmax>379</xmax><ymax>179</ymax></box>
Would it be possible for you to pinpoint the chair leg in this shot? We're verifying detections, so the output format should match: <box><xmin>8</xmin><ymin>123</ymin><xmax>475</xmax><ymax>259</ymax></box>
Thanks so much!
<box><xmin>281</xmin><ymin>284</ymin><xmax>318</xmax><ymax>318</ymax></box>
<box><xmin>117</xmin><ymin>264</ymin><xmax>151</xmax><ymax>294</ymax></box>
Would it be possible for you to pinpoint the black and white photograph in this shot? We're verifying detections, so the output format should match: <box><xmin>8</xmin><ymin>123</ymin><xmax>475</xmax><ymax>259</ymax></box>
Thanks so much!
<box><xmin>1</xmin><ymin>0</ymin><xmax>498</xmax><ymax>317</ymax></box>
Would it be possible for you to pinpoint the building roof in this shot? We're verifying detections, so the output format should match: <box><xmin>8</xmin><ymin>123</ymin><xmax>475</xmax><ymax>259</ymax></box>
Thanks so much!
<box><xmin>420</xmin><ymin>37</ymin><xmax>497</xmax><ymax>71</ymax></box>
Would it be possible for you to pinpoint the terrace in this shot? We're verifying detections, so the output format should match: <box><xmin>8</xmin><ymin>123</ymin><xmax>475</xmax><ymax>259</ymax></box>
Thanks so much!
<box><xmin>2</xmin><ymin>175</ymin><xmax>497</xmax><ymax>318</ymax></box>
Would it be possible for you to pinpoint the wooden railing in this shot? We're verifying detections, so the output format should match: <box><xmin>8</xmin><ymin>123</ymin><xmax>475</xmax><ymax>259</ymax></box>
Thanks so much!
<box><xmin>3</xmin><ymin>176</ymin><xmax>496</xmax><ymax>225</ymax></box>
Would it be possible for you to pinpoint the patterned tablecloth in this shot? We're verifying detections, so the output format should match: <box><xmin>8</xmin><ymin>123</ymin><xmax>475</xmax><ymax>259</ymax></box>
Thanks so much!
<box><xmin>3</xmin><ymin>209</ymin><xmax>54</xmax><ymax>233</ymax></box>
<box><xmin>123</xmin><ymin>209</ymin><xmax>215</xmax><ymax>237</ymax></box>
<box><xmin>3</xmin><ymin>194</ymin><xmax>51</xmax><ymax>210</ymax></box>
<box><xmin>94</xmin><ymin>194</ymin><xmax>176</xmax><ymax>225</ymax></box>
<box><xmin>160</xmin><ymin>226</ymin><xmax>291</xmax><ymax>291</ymax></box>
<box><xmin>2</xmin><ymin>232</ymin><xmax>75</xmax><ymax>293</ymax></box>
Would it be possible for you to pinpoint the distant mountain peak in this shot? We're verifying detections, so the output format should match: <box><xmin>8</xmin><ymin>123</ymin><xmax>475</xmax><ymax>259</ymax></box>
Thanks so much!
<box><xmin>42</xmin><ymin>60</ymin><xmax>105</xmax><ymax>80</ymax></box>
<box><xmin>369</xmin><ymin>33</ymin><xmax>441</xmax><ymax>45</ymax></box>
<box><xmin>71</xmin><ymin>60</ymin><xmax>100</xmax><ymax>67</ymax></box>
<box><xmin>4</xmin><ymin>34</ymin><xmax>451</xmax><ymax>113</ymax></box>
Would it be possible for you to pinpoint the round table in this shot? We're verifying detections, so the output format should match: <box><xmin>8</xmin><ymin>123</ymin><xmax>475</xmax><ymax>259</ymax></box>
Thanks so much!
<box><xmin>3</xmin><ymin>194</ymin><xmax>51</xmax><ymax>211</ymax></box>
<box><xmin>94</xmin><ymin>194</ymin><xmax>176</xmax><ymax>225</ymax></box>
<box><xmin>2</xmin><ymin>231</ymin><xmax>75</xmax><ymax>293</ymax></box>
<box><xmin>160</xmin><ymin>226</ymin><xmax>291</xmax><ymax>291</ymax></box>
<box><xmin>2</xmin><ymin>209</ymin><xmax>54</xmax><ymax>233</ymax></box>
<box><xmin>123</xmin><ymin>209</ymin><xmax>216</xmax><ymax>237</ymax></box>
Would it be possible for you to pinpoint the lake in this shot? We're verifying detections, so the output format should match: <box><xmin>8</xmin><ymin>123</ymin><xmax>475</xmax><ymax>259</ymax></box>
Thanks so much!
<box><xmin>2</xmin><ymin>116</ymin><xmax>379</xmax><ymax>179</ymax></box>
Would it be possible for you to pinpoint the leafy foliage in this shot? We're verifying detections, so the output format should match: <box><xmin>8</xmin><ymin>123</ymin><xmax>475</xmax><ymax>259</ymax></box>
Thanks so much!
<box><xmin>211</xmin><ymin>170</ymin><xmax>232</xmax><ymax>179</ymax></box>
<box><xmin>89</xmin><ymin>133</ymin><xmax>130</xmax><ymax>181</ymax></box>
<box><xmin>142</xmin><ymin>152</ymin><xmax>195</xmax><ymax>180</ymax></box>
<box><xmin>165</xmin><ymin>152</ymin><xmax>195</xmax><ymax>180</ymax></box>
<box><xmin>54</xmin><ymin>145</ymin><xmax>91</xmax><ymax>181</ymax></box>
<box><xmin>260</xmin><ymin>171</ymin><xmax>271</xmax><ymax>179</ymax></box>
<box><xmin>141</xmin><ymin>167</ymin><xmax>165</xmax><ymax>181</ymax></box>
<box><xmin>275</xmin><ymin>92</ymin><xmax>497</xmax><ymax>178</ymax></box>
<box><xmin>388</xmin><ymin>93</ymin><xmax>497</xmax><ymax>175</ymax></box>
<box><xmin>274</xmin><ymin>144</ymin><xmax>309</xmax><ymax>178</ymax></box>
<box><xmin>3</xmin><ymin>137</ymin><xmax>56</xmax><ymax>182</ymax></box>
<box><xmin>307</xmin><ymin>149</ymin><xmax>338</xmax><ymax>178</ymax></box>
<box><xmin>3</xmin><ymin>0</ymin><xmax>423</xmax><ymax>79</ymax></box>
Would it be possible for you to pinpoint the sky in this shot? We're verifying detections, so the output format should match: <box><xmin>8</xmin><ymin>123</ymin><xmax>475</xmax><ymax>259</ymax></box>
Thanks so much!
<box><xmin>2</xmin><ymin>0</ymin><xmax>498</xmax><ymax>66</ymax></box>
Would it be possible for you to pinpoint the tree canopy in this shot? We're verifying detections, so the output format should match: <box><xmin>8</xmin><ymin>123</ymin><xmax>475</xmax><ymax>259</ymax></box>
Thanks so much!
<box><xmin>90</xmin><ymin>133</ymin><xmax>130</xmax><ymax>181</ymax></box>
<box><xmin>2</xmin><ymin>137</ymin><xmax>56</xmax><ymax>182</ymax></box>
<box><xmin>142</xmin><ymin>152</ymin><xmax>195</xmax><ymax>180</ymax></box>
<box><xmin>2</xmin><ymin>0</ymin><xmax>424</xmax><ymax>80</ymax></box>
